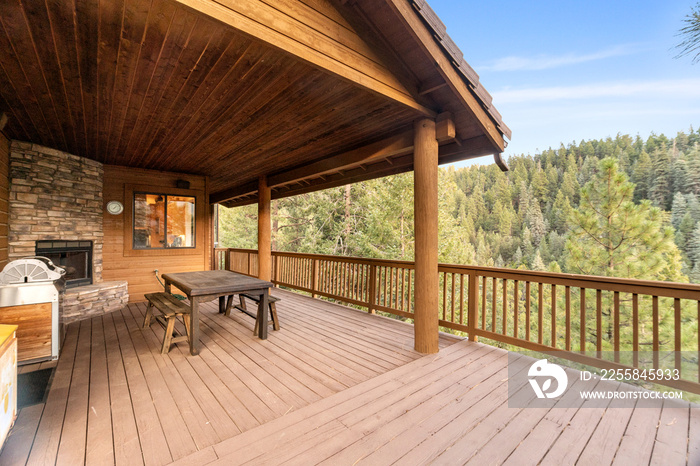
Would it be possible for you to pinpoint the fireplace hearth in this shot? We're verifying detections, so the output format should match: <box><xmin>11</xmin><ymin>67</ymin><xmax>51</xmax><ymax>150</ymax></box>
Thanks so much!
<box><xmin>36</xmin><ymin>240</ymin><xmax>93</xmax><ymax>289</ymax></box>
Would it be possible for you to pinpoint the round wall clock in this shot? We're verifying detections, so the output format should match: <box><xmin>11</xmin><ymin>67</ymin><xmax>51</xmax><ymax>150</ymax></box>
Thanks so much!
<box><xmin>106</xmin><ymin>200</ymin><xmax>124</xmax><ymax>215</ymax></box>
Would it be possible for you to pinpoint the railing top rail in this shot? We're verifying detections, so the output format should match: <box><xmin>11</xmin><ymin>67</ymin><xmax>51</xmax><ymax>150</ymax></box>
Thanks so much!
<box><xmin>217</xmin><ymin>248</ymin><xmax>700</xmax><ymax>296</ymax></box>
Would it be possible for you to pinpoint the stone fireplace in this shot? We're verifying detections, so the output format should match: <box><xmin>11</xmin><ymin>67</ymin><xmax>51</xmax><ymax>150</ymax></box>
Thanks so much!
<box><xmin>7</xmin><ymin>141</ymin><xmax>128</xmax><ymax>323</ymax></box>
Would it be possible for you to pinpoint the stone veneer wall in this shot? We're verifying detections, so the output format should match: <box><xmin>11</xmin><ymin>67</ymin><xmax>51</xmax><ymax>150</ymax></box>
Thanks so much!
<box><xmin>8</xmin><ymin>141</ymin><xmax>103</xmax><ymax>282</ymax></box>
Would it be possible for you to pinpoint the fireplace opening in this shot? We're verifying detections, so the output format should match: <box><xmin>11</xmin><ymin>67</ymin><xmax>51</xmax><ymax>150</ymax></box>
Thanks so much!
<box><xmin>35</xmin><ymin>240</ymin><xmax>93</xmax><ymax>289</ymax></box>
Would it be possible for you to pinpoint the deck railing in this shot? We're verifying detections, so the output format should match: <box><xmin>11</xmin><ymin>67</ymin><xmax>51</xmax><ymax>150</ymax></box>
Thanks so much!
<box><xmin>214</xmin><ymin>247</ymin><xmax>700</xmax><ymax>394</ymax></box>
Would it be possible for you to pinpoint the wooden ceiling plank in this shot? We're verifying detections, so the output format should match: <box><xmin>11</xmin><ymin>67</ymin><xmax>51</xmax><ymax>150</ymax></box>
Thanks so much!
<box><xmin>0</xmin><ymin>1</ymin><xmax>63</xmax><ymax>149</ymax></box>
<box><xmin>140</xmin><ymin>22</ymin><xmax>239</xmax><ymax>167</ymax></box>
<box><xmin>46</xmin><ymin>0</ymin><xmax>90</xmax><ymax>157</ymax></box>
<box><xmin>74</xmin><ymin>0</ymin><xmax>99</xmax><ymax>156</ymax></box>
<box><xmin>21</xmin><ymin>0</ymin><xmax>77</xmax><ymax>153</ymax></box>
<box><xmin>194</xmin><ymin>72</ymin><xmax>358</xmax><ymax>173</ymax></box>
<box><xmin>133</xmin><ymin>34</ymin><xmax>258</xmax><ymax>165</ymax></box>
<box><xmin>122</xmin><ymin>5</ymin><xmax>199</xmax><ymax>160</ymax></box>
<box><xmin>128</xmin><ymin>15</ymin><xmax>220</xmax><ymax>167</ymax></box>
<box><xmin>104</xmin><ymin>0</ymin><xmax>152</xmax><ymax>160</ymax></box>
<box><xmin>114</xmin><ymin>0</ymin><xmax>179</xmax><ymax>159</ymax></box>
<box><xmin>0</xmin><ymin>94</ymin><xmax>29</xmax><ymax>142</ymax></box>
<box><xmin>149</xmin><ymin>46</ymin><xmax>288</xmax><ymax>169</ymax></box>
<box><xmin>385</xmin><ymin>0</ymin><xmax>505</xmax><ymax>151</ymax></box>
<box><xmin>96</xmin><ymin>0</ymin><xmax>126</xmax><ymax>162</ymax></box>
<box><xmin>0</xmin><ymin>58</ymin><xmax>41</xmax><ymax>144</ymax></box>
<box><xmin>170</xmin><ymin>57</ymin><xmax>308</xmax><ymax>168</ymax></box>
<box><xmin>174</xmin><ymin>0</ymin><xmax>435</xmax><ymax>117</ymax></box>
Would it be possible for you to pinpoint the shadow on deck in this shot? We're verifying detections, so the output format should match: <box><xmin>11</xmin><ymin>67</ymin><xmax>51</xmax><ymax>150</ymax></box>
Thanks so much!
<box><xmin>1</xmin><ymin>289</ymin><xmax>698</xmax><ymax>465</ymax></box>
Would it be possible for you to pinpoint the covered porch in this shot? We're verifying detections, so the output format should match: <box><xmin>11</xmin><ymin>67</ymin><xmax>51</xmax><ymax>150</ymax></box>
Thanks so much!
<box><xmin>1</xmin><ymin>289</ymin><xmax>697</xmax><ymax>465</ymax></box>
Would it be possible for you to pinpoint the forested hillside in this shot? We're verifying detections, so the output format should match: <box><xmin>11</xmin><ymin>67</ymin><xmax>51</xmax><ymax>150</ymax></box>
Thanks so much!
<box><xmin>219</xmin><ymin>127</ymin><xmax>700</xmax><ymax>283</ymax></box>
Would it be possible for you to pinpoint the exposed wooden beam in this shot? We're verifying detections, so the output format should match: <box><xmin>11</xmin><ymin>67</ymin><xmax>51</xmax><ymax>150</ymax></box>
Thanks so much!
<box><xmin>216</xmin><ymin>134</ymin><xmax>495</xmax><ymax>208</ymax></box>
<box><xmin>210</xmin><ymin>180</ymin><xmax>258</xmax><ymax>204</ymax></box>
<box><xmin>0</xmin><ymin>113</ymin><xmax>7</xmax><ymax>132</ymax></box>
<box><xmin>418</xmin><ymin>78</ymin><xmax>447</xmax><ymax>96</ymax></box>
<box><xmin>436</xmin><ymin>112</ymin><xmax>455</xmax><ymax>143</ymax></box>
<box><xmin>267</xmin><ymin>128</ymin><xmax>414</xmax><ymax>187</ymax></box>
<box><xmin>174</xmin><ymin>0</ymin><xmax>435</xmax><ymax>117</ymax></box>
<box><xmin>385</xmin><ymin>0</ymin><xmax>505</xmax><ymax>152</ymax></box>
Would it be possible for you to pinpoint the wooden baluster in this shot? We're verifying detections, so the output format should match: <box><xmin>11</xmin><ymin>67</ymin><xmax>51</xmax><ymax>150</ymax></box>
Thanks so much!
<box><xmin>384</xmin><ymin>266</ymin><xmax>389</xmax><ymax>307</ymax></box>
<box><xmin>525</xmin><ymin>281</ymin><xmax>531</xmax><ymax>342</ymax></box>
<box><xmin>467</xmin><ymin>272</ymin><xmax>478</xmax><ymax>342</ymax></box>
<box><xmin>400</xmin><ymin>268</ymin><xmax>406</xmax><ymax>311</ymax></box>
<box><xmin>551</xmin><ymin>284</ymin><xmax>557</xmax><ymax>349</ymax></box>
<box><xmin>460</xmin><ymin>274</ymin><xmax>465</xmax><ymax>326</ymax></box>
<box><xmin>451</xmin><ymin>273</ymin><xmax>456</xmax><ymax>323</ymax></box>
<box><xmin>565</xmin><ymin>286</ymin><xmax>571</xmax><ymax>351</ymax></box>
<box><xmin>502</xmin><ymin>279</ymin><xmax>507</xmax><ymax>335</ymax></box>
<box><xmin>392</xmin><ymin>268</ymin><xmax>397</xmax><ymax>309</ymax></box>
<box><xmin>698</xmin><ymin>301</ymin><xmax>699</xmax><ymax>383</ymax></box>
<box><xmin>311</xmin><ymin>259</ymin><xmax>318</xmax><ymax>298</ymax></box>
<box><xmin>580</xmin><ymin>288</ymin><xmax>586</xmax><ymax>354</ymax></box>
<box><xmin>674</xmin><ymin>298</ymin><xmax>681</xmax><ymax>374</ymax></box>
<box><xmin>614</xmin><ymin>291</ymin><xmax>620</xmax><ymax>362</ymax></box>
<box><xmin>407</xmin><ymin>269</ymin><xmax>413</xmax><ymax>314</ymax></box>
<box><xmin>653</xmin><ymin>295</ymin><xmax>659</xmax><ymax>369</ymax></box>
<box><xmin>481</xmin><ymin>276</ymin><xmax>487</xmax><ymax>330</ymax></box>
<box><xmin>513</xmin><ymin>280</ymin><xmax>519</xmax><ymax>339</ymax></box>
<box><xmin>492</xmin><ymin>278</ymin><xmax>498</xmax><ymax>333</ymax></box>
<box><xmin>632</xmin><ymin>294</ymin><xmax>638</xmax><ymax>367</ymax></box>
<box><xmin>538</xmin><ymin>282</ymin><xmax>543</xmax><ymax>345</ymax></box>
<box><xmin>596</xmin><ymin>290</ymin><xmax>602</xmax><ymax>359</ymax></box>
<box><xmin>442</xmin><ymin>273</ymin><xmax>447</xmax><ymax>321</ymax></box>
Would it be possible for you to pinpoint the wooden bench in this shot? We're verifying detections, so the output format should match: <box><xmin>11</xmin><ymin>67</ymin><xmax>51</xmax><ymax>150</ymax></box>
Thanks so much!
<box><xmin>224</xmin><ymin>293</ymin><xmax>280</xmax><ymax>334</ymax></box>
<box><xmin>143</xmin><ymin>292</ymin><xmax>191</xmax><ymax>354</ymax></box>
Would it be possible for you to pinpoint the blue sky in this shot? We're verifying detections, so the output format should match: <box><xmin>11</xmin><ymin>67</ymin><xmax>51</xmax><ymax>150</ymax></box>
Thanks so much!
<box><xmin>427</xmin><ymin>0</ymin><xmax>700</xmax><ymax>163</ymax></box>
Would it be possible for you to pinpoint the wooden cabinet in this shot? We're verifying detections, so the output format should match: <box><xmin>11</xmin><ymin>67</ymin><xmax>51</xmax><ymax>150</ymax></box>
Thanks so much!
<box><xmin>0</xmin><ymin>303</ymin><xmax>52</xmax><ymax>362</ymax></box>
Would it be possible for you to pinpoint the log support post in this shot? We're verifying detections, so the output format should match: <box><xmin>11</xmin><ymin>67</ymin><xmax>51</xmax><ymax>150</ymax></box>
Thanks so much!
<box><xmin>258</xmin><ymin>175</ymin><xmax>272</xmax><ymax>282</ymax></box>
<box><xmin>413</xmin><ymin>118</ymin><xmax>439</xmax><ymax>354</ymax></box>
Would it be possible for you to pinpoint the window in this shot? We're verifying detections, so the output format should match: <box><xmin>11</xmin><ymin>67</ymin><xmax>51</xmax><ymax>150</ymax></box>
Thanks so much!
<box><xmin>133</xmin><ymin>193</ymin><xmax>195</xmax><ymax>249</ymax></box>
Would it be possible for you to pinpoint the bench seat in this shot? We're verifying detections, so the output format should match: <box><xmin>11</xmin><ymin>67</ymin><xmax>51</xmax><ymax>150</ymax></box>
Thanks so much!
<box><xmin>143</xmin><ymin>292</ymin><xmax>191</xmax><ymax>354</ymax></box>
<box><xmin>225</xmin><ymin>293</ymin><xmax>280</xmax><ymax>334</ymax></box>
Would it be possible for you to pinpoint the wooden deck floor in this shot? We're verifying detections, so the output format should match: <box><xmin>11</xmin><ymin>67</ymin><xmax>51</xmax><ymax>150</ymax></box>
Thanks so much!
<box><xmin>0</xmin><ymin>289</ymin><xmax>458</xmax><ymax>465</ymax></box>
<box><xmin>2</xmin><ymin>290</ymin><xmax>698</xmax><ymax>465</ymax></box>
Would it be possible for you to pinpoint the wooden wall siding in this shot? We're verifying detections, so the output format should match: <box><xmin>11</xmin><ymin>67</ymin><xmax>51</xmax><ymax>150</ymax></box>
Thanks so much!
<box><xmin>0</xmin><ymin>0</ymin><xmax>424</xmax><ymax>202</ymax></box>
<box><xmin>102</xmin><ymin>165</ymin><xmax>210</xmax><ymax>302</ymax></box>
<box><xmin>0</xmin><ymin>132</ymin><xmax>8</xmax><ymax>269</ymax></box>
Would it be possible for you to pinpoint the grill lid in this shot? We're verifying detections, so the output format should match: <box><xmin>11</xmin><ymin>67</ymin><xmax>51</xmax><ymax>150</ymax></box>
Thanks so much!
<box><xmin>0</xmin><ymin>256</ymin><xmax>66</xmax><ymax>284</ymax></box>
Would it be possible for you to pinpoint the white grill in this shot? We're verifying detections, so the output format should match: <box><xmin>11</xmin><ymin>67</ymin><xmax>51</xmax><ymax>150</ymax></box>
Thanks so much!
<box><xmin>0</xmin><ymin>256</ymin><xmax>65</xmax><ymax>364</ymax></box>
<box><xmin>0</xmin><ymin>257</ymin><xmax>65</xmax><ymax>284</ymax></box>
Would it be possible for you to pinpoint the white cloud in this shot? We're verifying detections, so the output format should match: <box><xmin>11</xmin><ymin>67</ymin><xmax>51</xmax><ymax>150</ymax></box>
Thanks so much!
<box><xmin>483</xmin><ymin>44</ymin><xmax>644</xmax><ymax>71</ymax></box>
<box><xmin>492</xmin><ymin>78</ymin><xmax>700</xmax><ymax>104</ymax></box>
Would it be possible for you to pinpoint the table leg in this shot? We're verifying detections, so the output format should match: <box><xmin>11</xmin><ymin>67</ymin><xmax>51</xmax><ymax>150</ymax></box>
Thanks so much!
<box><xmin>258</xmin><ymin>289</ymin><xmax>269</xmax><ymax>340</ymax></box>
<box><xmin>190</xmin><ymin>297</ymin><xmax>201</xmax><ymax>355</ymax></box>
<box><xmin>219</xmin><ymin>296</ymin><xmax>225</xmax><ymax>314</ymax></box>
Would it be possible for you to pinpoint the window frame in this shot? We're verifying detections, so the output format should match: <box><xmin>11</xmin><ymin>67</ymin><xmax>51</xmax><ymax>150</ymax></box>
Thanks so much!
<box><xmin>122</xmin><ymin>183</ymin><xmax>206</xmax><ymax>258</ymax></box>
<box><xmin>132</xmin><ymin>192</ymin><xmax>197</xmax><ymax>250</ymax></box>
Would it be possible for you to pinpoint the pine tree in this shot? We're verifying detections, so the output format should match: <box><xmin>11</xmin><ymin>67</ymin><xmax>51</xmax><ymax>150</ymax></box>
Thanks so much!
<box><xmin>531</xmin><ymin>250</ymin><xmax>546</xmax><ymax>271</ymax></box>
<box><xmin>671</xmin><ymin>192</ymin><xmax>688</xmax><ymax>228</ymax></box>
<box><xmin>566</xmin><ymin>158</ymin><xmax>686</xmax><ymax>281</ymax></box>
<box><xmin>688</xmin><ymin>223</ymin><xmax>700</xmax><ymax>266</ymax></box>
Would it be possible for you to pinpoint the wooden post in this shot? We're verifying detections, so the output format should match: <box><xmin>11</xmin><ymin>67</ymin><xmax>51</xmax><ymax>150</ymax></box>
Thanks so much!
<box><xmin>368</xmin><ymin>264</ymin><xmax>377</xmax><ymax>314</ymax></box>
<box><xmin>413</xmin><ymin>118</ymin><xmax>439</xmax><ymax>354</ymax></box>
<box><xmin>258</xmin><ymin>175</ymin><xmax>272</xmax><ymax>282</ymax></box>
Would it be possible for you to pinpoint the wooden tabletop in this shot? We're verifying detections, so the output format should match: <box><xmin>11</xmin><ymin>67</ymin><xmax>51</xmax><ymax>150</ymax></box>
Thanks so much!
<box><xmin>161</xmin><ymin>270</ymin><xmax>272</xmax><ymax>297</ymax></box>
